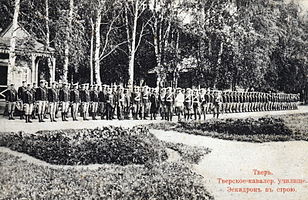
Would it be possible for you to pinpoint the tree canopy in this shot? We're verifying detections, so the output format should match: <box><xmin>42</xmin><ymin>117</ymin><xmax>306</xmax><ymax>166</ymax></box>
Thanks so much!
<box><xmin>0</xmin><ymin>0</ymin><xmax>307</xmax><ymax>92</ymax></box>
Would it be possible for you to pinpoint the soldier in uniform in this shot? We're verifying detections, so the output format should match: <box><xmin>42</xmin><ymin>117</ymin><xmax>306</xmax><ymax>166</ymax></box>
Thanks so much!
<box><xmin>80</xmin><ymin>84</ymin><xmax>90</xmax><ymax>120</ymax></box>
<box><xmin>159</xmin><ymin>88</ymin><xmax>166</xmax><ymax>120</ymax></box>
<box><xmin>192</xmin><ymin>89</ymin><xmax>201</xmax><ymax>120</ymax></box>
<box><xmin>123</xmin><ymin>87</ymin><xmax>131</xmax><ymax>119</ymax></box>
<box><xmin>23</xmin><ymin>84</ymin><xmax>34</xmax><ymax>123</ymax></box>
<box><xmin>35</xmin><ymin>80</ymin><xmax>48</xmax><ymax>122</ymax></box>
<box><xmin>184</xmin><ymin>88</ymin><xmax>192</xmax><ymax>120</ymax></box>
<box><xmin>5</xmin><ymin>84</ymin><xmax>18</xmax><ymax>120</ymax></box>
<box><xmin>165</xmin><ymin>87</ymin><xmax>174</xmax><ymax>121</ymax></box>
<box><xmin>116</xmin><ymin>86</ymin><xmax>125</xmax><ymax>120</ymax></box>
<box><xmin>174</xmin><ymin>88</ymin><xmax>184</xmax><ymax>121</ymax></box>
<box><xmin>105</xmin><ymin>87</ymin><xmax>115</xmax><ymax>120</ymax></box>
<box><xmin>18</xmin><ymin>81</ymin><xmax>27</xmax><ymax>119</ymax></box>
<box><xmin>90</xmin><ymin>84</ymin><xmax>99</xmax><ymax>120</ymax></box>
<box><xmin>31</xmin><ymin>83</ymin><xmax>37</xmax><ymax>119</ymax></box>
<box><xmin>59</xmin><ymin>82</ymin><xmax>70</xmax><ymax>121</ymax></box>
<box><xmin>48</xmin><ymin>82</ymin><xmax>59</xmax><ymax>122</ymax></box>
<box><xmin>141</xmin><ymin>86</ymin><xmax>151</xmax><ymax>120</ymax></box>
<box><xmin>213</xmin><ymin>91</ymin><xmax>222</xmax><ymax>118</ymax></box>
<box><xmin>199</xmin><ymin>88</ymin><xmax>207</xmax><ymax>120</ymax></box>
<box><xmin>132</xmin><ymin>86</ymin><xmax>141</xmax><ymax>120</ymax></box>
<box><xmin>70</xmin><ymin>83</ymin><xmax>80</xmax><ymax>121</ymax></box>
<box><xmin>149</xmin><ymin>88</ymin><xmax>159</xmax><ymax>120</ymax></box>
<box><xmin>98</xmin><ymin>85</ymin><xmax>107</xmax><ymax>119</ymax></box>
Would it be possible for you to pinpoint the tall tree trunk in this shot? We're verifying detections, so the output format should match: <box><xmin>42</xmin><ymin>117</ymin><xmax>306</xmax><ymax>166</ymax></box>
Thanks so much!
<box><xmin>90</xmin><ymin>19</ymin><xmax>94</xmax><ymax>85</ymax></box>
<box><xmin>213</xmin><ymin>40</ymin><xmax>224</xmax><ymax>88</ymax></box>
<box><xmin>128</xmin><ymin>0</ymin><xmax>139</xmax><ymax>87</ymax></box>
<box><xmin>8</xmin><ymin>0</ymin><xmax>20</xmax><ymax>85</ymax></box>
<box><xmin>63</xmin><ymin>0</ymin><xmax>74</xmax><ymax>82</ymax></box>
<box><xmin>94</xmin><ymin>2</ymin><xmax>102</xmax><ymax>85</ymax></box>
<box><xmin>45</xmin><ymin>0</ymin><xmax>52</xmax><ymax>83</ymax></box>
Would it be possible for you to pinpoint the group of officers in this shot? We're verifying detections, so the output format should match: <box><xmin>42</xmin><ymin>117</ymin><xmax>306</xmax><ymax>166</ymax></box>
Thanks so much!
<box><xmin>4</xmin><ymin>80</ymin><xmax>300</xmax><ymax>123</ymax></box>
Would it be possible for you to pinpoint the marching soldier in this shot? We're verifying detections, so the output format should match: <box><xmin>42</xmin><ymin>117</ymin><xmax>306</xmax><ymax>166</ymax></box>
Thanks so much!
<box><xmin>23</xmin><ymin>84</ymin><xmax>34</xmax><ymax>123</ymax></box>
<box><xmin>165</xmin><ymin>87</ymin><xmax>174</xmax><ymax>121</ymax></box>
<box><xmin>48</xmin><ymin>82</ymin><xmax>59</xmax><ymax>122</ymax></box>
<box><xmin>36</xmin><ymin>80</ymin><xmax>48</xmax><ymax>122</ymax></box>
<box><xmin>70</xmin><ymin>83</ymin><xmax>80</xmax><ymax>121</ymax></box>
<box><xmin>17</xmin><ymin>81</ymin><xmax>27</xmax><ymax>119</ymax></box>
<box><xmin>5</xmin><ymin>84</ymin><xmax>18</xmax><ymax>120</ymax></box>
<box><xmin>149</xmin><ymin>88</ymin><xmax>159</xmax><ymax>120</ymax></box>
<box><xmin>59</xmin><ymin>83</ymin><xmax>70</xmax><ymax>121</ymax></box>
<box><xmin>90</xmin><ymin>84</ymin><xmax>99</xmax><ymax>120</ymax></box>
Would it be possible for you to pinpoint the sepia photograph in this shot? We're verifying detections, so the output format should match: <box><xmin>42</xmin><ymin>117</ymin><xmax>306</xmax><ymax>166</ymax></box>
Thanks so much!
<box><xmin>0</xmin><ymin>0</ymin><xmax>307</xmax><ymax>199</ymax></box>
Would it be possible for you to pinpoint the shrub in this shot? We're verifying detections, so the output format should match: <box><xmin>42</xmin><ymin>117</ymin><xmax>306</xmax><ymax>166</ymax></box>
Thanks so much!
<box><xmin>0</xmin><ymin>126</ymin><xmax>168</xmax><ymax>165</ymax></box>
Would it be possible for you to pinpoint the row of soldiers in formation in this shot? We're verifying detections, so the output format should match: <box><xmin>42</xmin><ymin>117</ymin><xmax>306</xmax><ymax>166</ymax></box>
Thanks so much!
<box><xmin>5</xmin><ymin>80</ymin><xmax>300</xmax><ymax>123</ymax></box>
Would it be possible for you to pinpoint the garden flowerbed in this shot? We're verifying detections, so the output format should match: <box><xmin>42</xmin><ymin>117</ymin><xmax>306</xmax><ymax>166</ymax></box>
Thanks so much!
<box><xmin>148</xmin><ymin>114</ymin><xmax>308</xmax><ymax>143</ymax></box>
<box><xmin>0</xmin><ymin>126</ymin><xmax>167</xmax><ymax>165</ymax></box>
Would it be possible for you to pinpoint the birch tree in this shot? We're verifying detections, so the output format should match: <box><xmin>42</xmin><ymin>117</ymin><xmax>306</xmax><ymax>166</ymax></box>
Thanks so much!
<box><xmin>8</xmin><ymin>0</ymin><xmax>20</xmax><ymax>84</ymax></box>
<box><xmin>63</xmin><ymin>0</ymin><xmax>74</xmax><ymax>82</ymax></box>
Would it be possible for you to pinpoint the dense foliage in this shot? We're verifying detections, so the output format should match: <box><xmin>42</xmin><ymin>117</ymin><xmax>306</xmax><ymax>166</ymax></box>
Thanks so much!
<box><xmin>0</xmin><ymin>126</ymin><xmax>168</xmax><ymax>165</ymax></box>
<box><xmin>0</xmin><ymin>0</ymin><xmax>307</xmax><ymax>91</ymax></box>
<box><xmin>0</xmin><ymin>152</ymin><xmax>213</xmax><ymax>199</ymax></box>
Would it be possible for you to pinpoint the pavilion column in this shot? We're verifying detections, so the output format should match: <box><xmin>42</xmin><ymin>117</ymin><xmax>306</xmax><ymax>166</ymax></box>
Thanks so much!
<box><xmin>35</xmin><ymin>58</ymin><xmax>39</xmax><ymax>83</ymax></box>
<box><xmin>31</xmin><ymin>54</ymin><xmax>36</xmax><ymax>84</ymax></box>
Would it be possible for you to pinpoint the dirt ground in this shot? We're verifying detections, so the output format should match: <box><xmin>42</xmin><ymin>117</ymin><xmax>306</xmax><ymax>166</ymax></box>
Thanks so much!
<box><xmin>151</xmin><ymin>129</ymin><xmax>308</xmax><ymax>200</ymax></box>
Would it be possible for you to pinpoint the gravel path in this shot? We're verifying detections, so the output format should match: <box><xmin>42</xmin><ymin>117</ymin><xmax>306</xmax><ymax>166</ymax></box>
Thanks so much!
<box><xmin>151</xmin><ymin>129</ymin><xmax>308</xmax><ymax>200</ymax></box>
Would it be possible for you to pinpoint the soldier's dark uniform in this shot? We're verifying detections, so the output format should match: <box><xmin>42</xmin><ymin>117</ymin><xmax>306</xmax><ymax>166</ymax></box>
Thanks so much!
<box><xmin>105</xmin><ymin>88</ymin><xmax>115</xmax><ymax>120</ymax></box>
<box><xmin>192</xmin><ymin>89</ymin><xmax>201</xmax><ymax>120</ymax></box>
<box><xmin>116</xmin><ymin>87</ymin><xmax>125</xmax><ymax>120</ymax></box>
<box><xmin>184</xmin><ymin>89</ymin><xmax>192</xmax><ymax>120</ymax></box>
<box><xmin>24</xmin><ymin>85</ymin><xmax>34</xmax><ymax>123</ymax></box>
<box><xmin>90</xmin><ymin>86</ymin><xmax>99</xmax><ymax>120</ymax></box>
<box><xmin>48</xmin><ymin>84</ymin><xmax>59</xmax><ymax>122</ymax></box>
<box><xmin>123</xmin><ymin>88</ymin><xmax>131</xmax><ymax>119</ymax></box>
<box><xmin>98</xmin><ymin>85</ymin><xmax>106</xmax><ymax>119</ymax></box>
<box><xmin>132</xmin><ymin>87</ymin><xmax>141</xmax><ymax>120</ymax></box>
<box><xmin>149</xmin><ymin>89</ymin><xmax>159</xmax><ymax>120</ymax></box>
<box><xmin>70</xmin><ymin>85</ymin><xmax>80</xmax><ymax>121</ymax></box>
<box><xmin>17</xmin><ymin>81</ymin><xmax>27</xmax><ymax>119</ymax></box>
<box><xmin>36</xmin><ymin>82</ymin><xmax>48</xmax><ymax>122</ymax></box>
<box><xmin>59</xmin><ymin>83</ymin><xmax>70</xmax><ymax>121</ymax></box>
<box><xmin>80</xmin><ymin>84</ymin><xmax>91</xmax><ymax>120</ymax></box>
<box><xmin>165</xmin><ymin>87</ymin><xmax>174</xmax><ymax>121</ymax></box>
<box><xmin>5</xmin><ymin>84</ymin><xmax>18</xmax><ymax>120</ymax></box>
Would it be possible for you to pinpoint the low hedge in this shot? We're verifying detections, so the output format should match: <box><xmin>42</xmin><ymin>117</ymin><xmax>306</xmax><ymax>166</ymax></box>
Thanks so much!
<box><xmin>0</xmin><ymin>126</ymin><xmax>168</xmax><ymax>165</ymax></box>
<box><xmin>147</xmin><ymin>116</ymin><xmax>308</xmax><ymax>143</ymax></box>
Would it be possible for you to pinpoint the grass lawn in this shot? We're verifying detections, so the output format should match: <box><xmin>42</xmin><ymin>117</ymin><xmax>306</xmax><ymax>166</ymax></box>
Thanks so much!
<box><xmin>0</xmin><ymin>126</ymin><xmax>213</xmax><ymax>200</ymax></box>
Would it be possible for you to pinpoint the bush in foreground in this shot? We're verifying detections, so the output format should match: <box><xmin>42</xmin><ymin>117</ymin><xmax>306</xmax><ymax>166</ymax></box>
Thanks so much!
<box><xmin>0</xmin><ymin>126</ymin><xmax>167</xmax><ymax>165</ymax></box>
<box><xmin>0</xmin><ymin>152</ymin><xmax>213</xmax><ymax>200</ymax></box>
